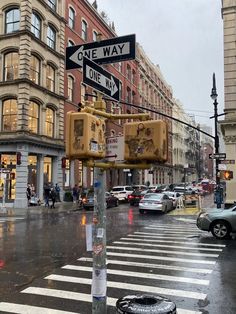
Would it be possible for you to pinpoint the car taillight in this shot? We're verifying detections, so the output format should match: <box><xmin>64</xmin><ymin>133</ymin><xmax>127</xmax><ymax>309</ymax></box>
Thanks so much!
<box><xmin>128</xmin><ymin>195</ymin><xmax>134</xmax><ymax>199</ymax></box>
<box><xmin>82</xmin><ymin>198</ymin><xmax>87</xmax><ymax>203</ymax></box>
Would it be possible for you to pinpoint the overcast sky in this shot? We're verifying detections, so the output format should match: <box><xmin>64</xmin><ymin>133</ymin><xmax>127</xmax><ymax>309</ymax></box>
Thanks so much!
<box><xmin>93</xmin><ymin>0</ymin><xmax>224</xmax><ymax>128</ymax></box>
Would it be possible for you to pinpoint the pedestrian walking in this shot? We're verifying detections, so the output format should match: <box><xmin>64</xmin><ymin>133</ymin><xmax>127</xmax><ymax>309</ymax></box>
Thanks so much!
<box><xmin>55</xmin><ymin>183</ymin><xmax>61</xmax><ymax>202</ymax></box>
<box><xmin>72</xmin><ymin>184</ymin><xmax>79</xmax><ymax>203</ymax></box>
<box><xmin>26</xmin><ymin>184</ymin><xmax>31</xmax><ymax>206</ymax></box>
<box><xmin>44</xmin><ymin>183</ymin><xmax>50</xmax><ymax>207</ymax></box>
<box><xmin>50</xmin><ymin>187</ymin><xmax>56</xmax><ymax>208</ymax></box>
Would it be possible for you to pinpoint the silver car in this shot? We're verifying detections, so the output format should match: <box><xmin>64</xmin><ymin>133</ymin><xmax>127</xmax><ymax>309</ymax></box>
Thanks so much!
<box><xmin>139</xmin><ymin>193</ymin><xmax>173</xmax><ymax>214</ymax></box>
<box><xmin>197</xmin><ymin>205</ymin><xmax>236</xmax><ymax>239</ymax></box>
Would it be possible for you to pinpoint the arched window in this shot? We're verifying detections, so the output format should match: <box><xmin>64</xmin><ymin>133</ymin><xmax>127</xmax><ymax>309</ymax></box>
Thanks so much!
<box><xmin>81</xmin><ymin>20</ymin><xmax>87</xmax><ymax>41</ymax></box>
<box><xmin>47</xmin><ymin>25</ymin><xmax>56</xmax><ymax>49</ymax></box>
<box><xmin>5</xmin><ymin>8</ymin><xmax>20</xmax><ymax>34</ymax></box>
<box><xmin>28</xmin><ymin>101</ymin><xmax>39</xmax><ymax>133</ymax></box>
<box><xmin>45</xmin><ymin>107</ymin><xmax>54</xmax><ymax>137</ymax></box>
<box><xmin>30</xmin><ymin>55</ymin><xmax>40</xmax><ymax>84</ymax></box>
<box><xmin>68</xmin><ymin>76</ymin><xmax>74</xmax><ymax>101</ymax></box>
<box><xmin>48</xmin><ymin>0</ymin><xmax>56</xmax><ymax>11</ymax></box>
<box><xmin>2</xmin><ymin>99</ymin><xmax>17</xmax><ymax>131</ymax></box>
<box><xmin>31</xmin><ymin>12</ymin><xmax>41</xmax><ymax>39</ymax></box>
<box><xmin>46</xmin><ymin>64</ymin><xmax>55</xmax><ymax>92</ymax></box>
<box><xmin>4</xmin><ymin>52</ymin><xmax>19</xmax><ymax>81</ymax></box>
<box><xmin>69</xmin><ymin>7</ymin><xmax>75</xmax><ymax>29</ymax></box>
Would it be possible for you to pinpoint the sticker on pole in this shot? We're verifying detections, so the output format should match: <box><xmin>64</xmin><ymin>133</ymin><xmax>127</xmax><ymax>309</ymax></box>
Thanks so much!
<box><xmin>91</xmin><ymin>268</ymin><xmax>107</xmax><ymax>298</ymax></box>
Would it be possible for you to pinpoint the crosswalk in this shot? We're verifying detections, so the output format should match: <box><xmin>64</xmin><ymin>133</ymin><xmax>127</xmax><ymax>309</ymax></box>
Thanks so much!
<box><xmin>0</xmin><ymin>217</ymin><xmax>25</xmax><ymax>224</ymax></box>
<box><xmin>0</xmin><ymin>222</ymin><xmax>226</xmax><ymax>313</ymax></box>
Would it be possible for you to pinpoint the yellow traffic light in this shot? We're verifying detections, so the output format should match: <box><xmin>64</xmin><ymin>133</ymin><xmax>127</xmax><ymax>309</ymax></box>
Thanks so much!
<box><xmin>124</xmin><ymin>120</ymin><xmax>168</xmax><ymax>162</ymax></box>
<box><xmin>220</xmin><ymin>170</ymin><xmax>233</xmax><ymax>180</ymax></box>
<box><xmin>66</xmin><ymin>112</ymin><xmax>106</xmax><ymax>159</ymax></box>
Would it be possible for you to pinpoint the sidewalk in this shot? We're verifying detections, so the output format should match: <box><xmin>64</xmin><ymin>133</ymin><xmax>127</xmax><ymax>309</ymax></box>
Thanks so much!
<box><xmin>0</xmin><ymin>201</ymin><xmax>79</xmax><ymax>217</ymax></box>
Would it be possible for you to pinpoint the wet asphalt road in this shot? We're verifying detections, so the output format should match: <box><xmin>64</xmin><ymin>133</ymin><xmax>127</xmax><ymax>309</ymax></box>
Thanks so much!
<box><xmin>0</xmin><ymin>202</ymin><xmax>235</xmax><ymax>313</ymax></box>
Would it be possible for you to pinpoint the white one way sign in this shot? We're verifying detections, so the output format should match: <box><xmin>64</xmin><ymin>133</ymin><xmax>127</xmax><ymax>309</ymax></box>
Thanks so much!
<box><xmin>66</xmin><ymin>34</ymin><xmax>135</xmax><ymax>70</ymax></box>
<box><xmin>83</xmin><ymin>58</ymin><xmax>120</xmax><ymax>101</ymax></box>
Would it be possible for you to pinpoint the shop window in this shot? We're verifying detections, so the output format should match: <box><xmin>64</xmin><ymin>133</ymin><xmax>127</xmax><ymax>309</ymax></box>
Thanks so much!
<box><xmin>45</xmin><ymin>107</ymin><xmax>54</xmax><ymax>137</ymax></box>
<box><xmin>30</xmin><ymin>55</ymin><xmax>40</xmax><ymax>84</ymax></box>
<box><xmin>2</xmin><ymin>99</ymin><xmax>18</xmax><ymax>131</ymax></box>
<box><xmin>28</xmin><ymin>101</ymin><xmax>39</xmax><ymax>133</ymax></box>
<box><xmin>4</xmin><ymin>52</ymin><xmax>19</xmax><ymax>81</ymax></box>
<box><xmin>69</xmin><ymin>7</ymin><xmax>75</xmax><ymax>29</ymax></box>
<box><xmin>46</xmin><ymin>64</ymin><xmax>55</xmax><ymax>92</ymax></box>
<box><xmin>31</xmin><ymin>11</ymin><xmax>41</xmax><ymax>39</ymax></box>
<box><xmin>68</xmin><ymin>76</ymin><xmax>74</xmax><ymax>101</ymax></box>
<box><xmin>5</xmin><ymin>8</ymin><xmax>20</xmax><ymax>34</ymax></box>
<box><xmin>44</xmin><ymin>156</ymin><xmax>52</xmax><ymax>184</ymax></box>
<box><xmin>47</xmin><ymin>25</ymin><xmax>56</xmax><ymax>49</ymax></box>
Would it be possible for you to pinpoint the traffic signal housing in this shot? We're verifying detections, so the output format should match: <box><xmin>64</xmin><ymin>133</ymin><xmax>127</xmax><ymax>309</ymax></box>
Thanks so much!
<box><xmin>220</xmin><ymin>170</ymin><xmax>233</xmax><ymax>180</ymax></box>
<box><xmin>124</xmin><ymin>120</ymin><xmax>168</xmax><ymax>163</ymax></box>
<box><xmin>66</xmin><ymin>111</ymin><xmax>106</xmax><ymax>159</ymax></box>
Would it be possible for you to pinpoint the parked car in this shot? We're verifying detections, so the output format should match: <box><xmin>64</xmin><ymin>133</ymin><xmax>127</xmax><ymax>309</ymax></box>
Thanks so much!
<box><xmin>132</xmin><ymin>185</ymin><xmax>148</xmax><ymax>191</ymax></box>
<box><xmin>110</xmin><ymin>185</ymin><xmax>133</xmax><ymax>202</ymax></box>
<box><xmin>82</xmin><ymin>191</ymin><xmax>119</xmax><ymax>210</ymax></box>
<box><xmin>163</xmin><ymin>191</ymin><xmax>181</xmax><ymax>208</ymax></box>
<box><xmin>197</xmin><ymin>205</ymin><xmax>236</xmax><ymax>239</ymax></box>
<box><xmin>128</xmin><ymin>190</ymin><xmax>148</xmax><ymax>206</ymax></box>
<box><xmin>139</xmin><ymin>193</ymin><xmax>173</xmax><ymax>214</ymax></box>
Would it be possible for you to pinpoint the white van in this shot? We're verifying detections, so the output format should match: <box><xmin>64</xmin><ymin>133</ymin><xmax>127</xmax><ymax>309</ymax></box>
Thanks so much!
<box><xmin>110</xmin><ymin>185</ymin><xmax>133</xmax><ymax>202</ymax></box>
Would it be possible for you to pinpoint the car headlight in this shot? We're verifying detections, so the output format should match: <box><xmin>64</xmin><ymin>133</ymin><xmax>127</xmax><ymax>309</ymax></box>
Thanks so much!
<box><xmin>198</xmin><ymin>212</ymin><xmax>208</xmax><ymax>218</ymax></box>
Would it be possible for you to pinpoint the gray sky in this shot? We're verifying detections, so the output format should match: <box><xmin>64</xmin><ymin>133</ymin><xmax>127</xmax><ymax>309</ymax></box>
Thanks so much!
<box><xmin>93</xmin><ymin>0</ymin><xmax>224</xmax><ymax>127</ymax></box>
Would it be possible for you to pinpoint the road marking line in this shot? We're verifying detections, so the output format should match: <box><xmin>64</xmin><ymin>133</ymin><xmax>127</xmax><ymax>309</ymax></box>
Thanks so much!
<box><xmin>107</xmin><ymin>245</ymin><xmax>218</xmax><ymax>258</ymax></box>
<box><xmin>131</xmin><ymin>234</ymin><xmax>226</xmax><ymax>247</ymax></box>
<box><xmin>0</xmin><ymin>302</ymin><xmax>78</xmax><ymax>314</ymax></box>
<box><xmin>120</xmin><ymin>238</ymin><xmax>222</xmax><ymax>251</ymax></box>
<box><xmin>144</xmin><ymin>228</ymin><xmax>202</xmax><ymax>233</ymax></box>
<box><xmin>113</xmin><ymin>241</ymin><xmax>221</xmax><ymax>255</ymax></box>
<box><xmin>45</xmin><ymin>274</ymin><xmax>207</xmax><ymax>300</ymax></box>
<box><xmin>78</xmin><ymin>257</ymin><xmax>213</xmax><ymax>274</ymax></box>
<box><xmin>148</xmin><ymin>224</ymin><xmax>197</xmax><ymax>229</ymax></box>
<box><xmin>107</xmin><ymin>251</ymin><xmax>215</xmax><ymax>265</ymax></box>
<box><xmin>62</xmin><ymin>265</ymin><xmax>209</xmax><ymax>285</ymax></box>
<box><xmin>21</xmin><ymin>287</ymin><xmax>201</xmax><ymax>314</ymax></box>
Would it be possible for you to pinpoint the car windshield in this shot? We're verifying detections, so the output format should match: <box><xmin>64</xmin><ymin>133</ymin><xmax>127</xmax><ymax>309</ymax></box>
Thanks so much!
<box><xmin>143</xmin><ymin>193</ymin><xmax>162</xmax><ymax>200</ymax></box>
<box><xmin>112</xmin><ymin>188</ymin><xmax>124</xmax><ymax>192</ymax></box>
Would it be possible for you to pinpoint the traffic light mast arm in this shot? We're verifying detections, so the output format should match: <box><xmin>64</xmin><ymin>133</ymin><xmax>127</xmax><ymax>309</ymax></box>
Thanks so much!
<box><xmin>82</xmin><ymin>106</ymin><xmax>150</xmax><ymax>121</ymax></box>
<box><xmin>84</xmin><ymin>159</ymin><xmax>151</xmax><ymax>169</ymax></box>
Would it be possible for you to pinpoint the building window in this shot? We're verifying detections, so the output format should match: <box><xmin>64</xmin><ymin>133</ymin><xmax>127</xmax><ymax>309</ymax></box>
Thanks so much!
<box><xmin>45</xmin><ymin>107</ymin><xmax>54</xmax><ymax>137</ymax></box>
<box><xmin>127</xmin><ymin>65</ymin><xmax>131</xmax><ymax>81</ymax></box>
<box><xmin>81</xmin><ymin>20</ymin><xmax>87</xmax><ymax>41</ymax></box>
<box><xmin>4</xmin><ymin>52</ymin><xmax>19</xmax><ymax>81</ymax></box>
<box><xmin>48</xmin><ymin>0</ymin><xmax>56</xmax><ymax>11</ymax></box>
<box><xmin>28</xmin><ymin>101</ymin><xmax>39</xmax><ymax>133</ymax></box>
<box><xmin>93</xmin><ymin>30</ymin><xmax>98</xmax><ymax>41</ymax></box>
<box><xmin>2</xmin><ymin>99</ymin><xmax>17</xmax><ymax>131</ymax></box>
<box><xmin>68</xmin><ymin>76</ymin><xmax>74</xmax><ymax>101</ymax></box>
<box><xmin>31</xmin><ymin>12</ymin><xmax>41</xmax><ymax>39</ymax></box>
<box><xmin>46</xmin><ymin>64</ymin><xmax>55</xmax><ymax>92</ymax></box>
<box><xmin>81</xmin><ymin>84</ymin><xmax>86</xmax><ymax>104</ymax></box>
<box><xmin>47</xmin><ymin>25</ymin><xmax>56</xmax><ymax>49</ymax></box>
<box><xmin>68</xmin><ymin>7</ymin><xmax>75</xmax><ymax>29</ymax></box>
<box><xmin>5</xmin><ymin>8</ymin><xmax>20</xmax><ymax>34</ymax></box>
<box><xmin>68</xmin><ymin>40</ymin><xmax>74</xmax><ymax>47</ymax></box>
<box><xmin>30</xmin><ymin>55</ymin><xmax>40</xmax><ymax>84</ymax></box>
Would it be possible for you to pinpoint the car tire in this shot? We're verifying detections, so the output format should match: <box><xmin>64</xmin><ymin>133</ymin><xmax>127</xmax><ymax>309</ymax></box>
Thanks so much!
<box><xmin>211</xmin><ymin>220</ymin><xmax>231</xmax><ymax>239</ymax></box>
<box><xmin>139</xmin><ymin>209</ymin><xmax>145</xmax><ymax>214</ymax></box>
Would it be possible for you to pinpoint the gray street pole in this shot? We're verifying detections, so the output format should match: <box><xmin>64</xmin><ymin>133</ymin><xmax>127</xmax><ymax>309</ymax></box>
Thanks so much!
<box><xmin>92</xmin><ymin>94</ymin><xmax>107</xmax><ymax>314</ymax></box>
<box><xmin>210</xmin><ymin>73</ymin><xmax>220</xmax><ymax>186</ymax></box>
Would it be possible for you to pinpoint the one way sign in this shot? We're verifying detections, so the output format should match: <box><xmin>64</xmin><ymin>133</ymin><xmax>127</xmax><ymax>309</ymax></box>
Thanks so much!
<box><xmin>83</xmin><ymin>57</ymin><xmax>120</xmax><ymax>101</ymax></box>
<box><xmin>66</xmin><ymin>34</ymin><xmax>135</xmax><ymax>70</ymax></box>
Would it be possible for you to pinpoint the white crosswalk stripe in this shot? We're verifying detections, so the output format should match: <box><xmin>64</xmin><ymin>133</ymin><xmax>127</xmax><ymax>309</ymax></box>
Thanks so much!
<box><xmin>0</xmin><ymin>217</ymin><xmax>24</xmax><ymax>223</ymax></box>
<box><xmin>0</xmin><ymin>222</ymin><xmax>226</xmax><ymax>314</ymax></box>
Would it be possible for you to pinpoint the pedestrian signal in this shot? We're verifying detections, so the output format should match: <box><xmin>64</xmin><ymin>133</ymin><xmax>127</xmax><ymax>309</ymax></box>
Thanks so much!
<box><xmin>124</xmin><ymin>120</ymin><xmax>168</xmax><ymax>162</ymax></box>
<box><xmin>220</xmin><ymin>170</ymin><xmax>233</xmax><ymax>180</ymax></box>
<box><xmin>66</xmin><ymin>112</ymin><xmax>106</xmax><ymax>159</ymax></box>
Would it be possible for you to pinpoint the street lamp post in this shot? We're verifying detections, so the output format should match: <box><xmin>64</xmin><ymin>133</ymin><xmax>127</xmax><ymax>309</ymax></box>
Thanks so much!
<box><xmin>210</xmin><ymin>73</ymin><xmax>220</xmax><ymax>186</ymax></box>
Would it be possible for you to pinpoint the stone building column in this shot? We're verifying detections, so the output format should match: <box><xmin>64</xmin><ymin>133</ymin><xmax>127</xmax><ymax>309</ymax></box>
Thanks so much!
<box><xmin>15</xmin><ymin>145</ymin><xmax>29</xmax><ymax>208</ymax></box>
<box><xmin>37</xmin><ymin>154</ymin><xmax>44</xmax><ymax>202</ymax></box>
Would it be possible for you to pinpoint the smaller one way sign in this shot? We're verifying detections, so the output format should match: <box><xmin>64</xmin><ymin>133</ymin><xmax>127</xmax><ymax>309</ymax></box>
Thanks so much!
<box><xmin>83</xmin><ymin>57</ymin><xmax>120</xmax><ymax>101</ymax></box>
